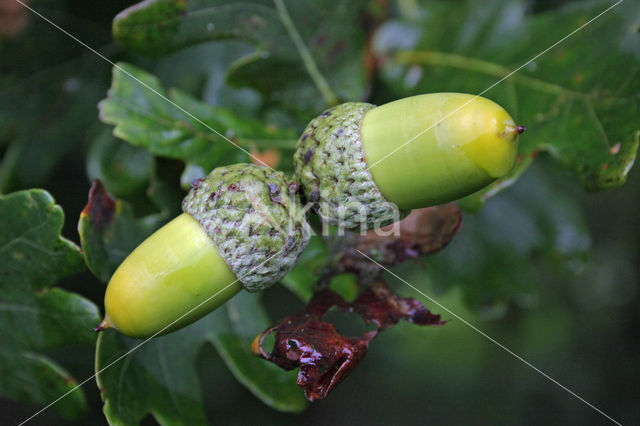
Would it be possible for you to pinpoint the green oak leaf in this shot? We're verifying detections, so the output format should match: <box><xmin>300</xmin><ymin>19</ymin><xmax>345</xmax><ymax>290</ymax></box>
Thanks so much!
<box><xmin>375</xmin><ymin>0</ymin><xmax>639</xmax><ymax>207</ymax></box>
<box><xmin>111</xmin><ymin>0</ymin><xmax>369</xmax><ymax>110</ymax></box>
<box><xmin>327</xmin><ymin>273</ymin><xmax>359</xmax><ymax>302</ymax></box>
<box><xmin>0</xmin><ymin>189</ymin><xmax>100</xmax><ymax>420</ymax></box>
<box><xmin>96</xmin><ymin>324</ymin><xmax>211</xmax><ymax>426</ymax></box>
<box><xmin>95</xmin><ymin>297</ymin><xmax>306</xmax><ymax>425</ymax></box>
<box><xmin>96</xmin><ymin>295</ymin><xmax>305</xmax><ymax>426</ymax></box>
<box><xmin>98</xmin><ymin>63</ymin><xmax>297</xmax><ymax>172</ymax></box>
<box><xmin>280</xmin><ymin>235</ymin><xmax>331</xmax><ymax>302</ymax></box>
<box><xmin>112</xmin><ymin>0</ymin><xmax>281</xmax><ymax>57</ymax></box>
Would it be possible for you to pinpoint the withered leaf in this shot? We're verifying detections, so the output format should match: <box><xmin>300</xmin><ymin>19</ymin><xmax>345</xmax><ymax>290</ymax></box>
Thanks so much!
<box><xmin>342</xmin><ymin>204</ymin><xmax>462</xmax><ymax>273</ymax></box>
<box><xmin>253</xmin><ymin>283</ymin><xmax>444</xmax><ymax>401</ymax></box>
<box><xmin>361</xmin><ymin>203</ymin><xmax>462</xmax><ymax>261</ymax></box>
<box><xmin>0</xmin><ymin>0</ymin><xmax>30</xmax><ymax>38</ymax></box>
<box><xmin>78</xmin><ymin>179</ymin><xmax>161</xmax><ymax>283</ymax></box>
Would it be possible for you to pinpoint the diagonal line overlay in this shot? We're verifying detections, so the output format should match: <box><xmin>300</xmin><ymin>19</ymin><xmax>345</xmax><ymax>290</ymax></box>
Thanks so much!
<box><xmin>18</xmin><ymin>248</ymin><xmax>285</xmax><ymax>425</ymax></box>
<box><xmin>12</xmin><ymin>0</ymin><xmax>626</xmax><ymax>424</ymax></box>
<box><xmin>366</xmin><ymin>0</ymin><xmax>624</xmax><ymax>172</ymax></box>
<box><xmin>11</xmin><ymin>0</ymin><xmax>276</xmax><ymax>172</ymax></box>
<box><xmin>356</xmin><ymin>250</ymin><xmax>623</xmax><ymax>426</ymax></box>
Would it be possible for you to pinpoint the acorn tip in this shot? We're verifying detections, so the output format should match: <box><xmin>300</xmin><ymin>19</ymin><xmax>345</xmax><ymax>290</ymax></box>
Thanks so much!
<box><xmin>517</xmin><ymin>125</ymin><xmax>527</xmax><ymax>134</ymax></box>
<box><xmin>94</xmin><ymin>318</ymin><xmax>112</xmax><ymax>332</ymax></box>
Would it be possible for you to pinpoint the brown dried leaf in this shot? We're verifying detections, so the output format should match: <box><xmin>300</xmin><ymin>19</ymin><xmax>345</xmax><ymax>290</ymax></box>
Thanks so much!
<box><xmin>250</xmin><ymin>148</ymin><xmax>281</xmax><ymax>169</ymax></box>
<box><xmin>253</xmin><ymin>283</ymin><xmax>444</xmax><ymax>401</ymax></box>
<box><xmin>362</xmin><ymin>203</ymin><xmax>462</xmax><ymax>259</ymax></box>
<box><xmin>0</xmin><ymin>0</ymin><xmax>29</xmax><ymax>38</ymax></box>
<box><xmin>342</xmin><ymin>204</ymin><xmax>462</xmax><ymax>273</ymax></box>
<box><xmin>81</xmin><ymin>180</ymin><xmax>116</xmax><ymax>231</ymax></box>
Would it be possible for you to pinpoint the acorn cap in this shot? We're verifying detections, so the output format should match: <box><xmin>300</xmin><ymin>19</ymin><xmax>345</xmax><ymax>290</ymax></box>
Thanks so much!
<box><xmin>183</xmin><ymin>164</ymin><xmax>310</xmax><ymax>292</ymax></box>
<box><xmin>294</xmin><ymin>102</ymin><xmax>406</xmax><ymax>231</ymax></box>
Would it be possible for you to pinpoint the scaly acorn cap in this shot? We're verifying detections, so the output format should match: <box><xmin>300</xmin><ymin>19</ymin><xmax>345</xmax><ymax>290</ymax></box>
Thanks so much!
<box><xmin>294</xmin><ymin>93</ymin><xmax>523</xmax><ymax>230</ymax></box>
<box><xmin>183</xmin><ymin>163</ymin><xmax>311</xmax><ymax>292</ymax></box>
<box><xmin>294</xmin><ymin>102</ymin><xmax>406</xmax><ymax>231</ymax></box>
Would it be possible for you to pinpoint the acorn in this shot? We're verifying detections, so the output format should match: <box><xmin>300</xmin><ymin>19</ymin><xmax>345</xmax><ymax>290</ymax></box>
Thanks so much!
<box><xmin>294</xmin><ymin>93</ymin><xmax>524</xmax><ymax>230</ymax></box>
<box><xmin>97</xmin><ymin>164</ymin><xmax>310</xmax><ymax>338</ymax></box>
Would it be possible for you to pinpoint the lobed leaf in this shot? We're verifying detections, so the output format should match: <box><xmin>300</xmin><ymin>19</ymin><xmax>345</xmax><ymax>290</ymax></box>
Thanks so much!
<box><xmin>376</xmin><ymin>0</ymin><xmax>639</xmax><ymax>206</ymax></box>
<box><xmin>98</xmin><ymin>62</ymin><xmax>297</xmax><ymax>172</ymax></box>
<box><xmin>112</xmin><ymin>0</ymin><xmax>369</xmax><ymax>111</ymax></box>
<box><xmin>97</xmin><ymin>325</ymin><xmax>213</xmax><ymax>426</ymax></box>
<box><xmin>0</xmin><ymin>190</ymin><xmax>100</xmax><ymax>419</ymax></box>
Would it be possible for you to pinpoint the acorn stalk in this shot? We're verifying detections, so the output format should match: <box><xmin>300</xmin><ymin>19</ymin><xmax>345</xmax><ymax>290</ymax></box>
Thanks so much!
<box><xmin>100</xmin><ymin>164</ymin><xmax>310</xmax><ymax>338</ymax></box>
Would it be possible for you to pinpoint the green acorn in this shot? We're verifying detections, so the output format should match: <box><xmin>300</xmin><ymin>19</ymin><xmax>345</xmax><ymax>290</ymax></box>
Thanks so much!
<box><xmin>294</xmin><ymin>93</ymin><xmax>524</xmax><ymax>230</ymax></box>
<box><xmin>98</xmin><ymin>164</ymin><xmax>310</xmax><ymax>338</ymax></box>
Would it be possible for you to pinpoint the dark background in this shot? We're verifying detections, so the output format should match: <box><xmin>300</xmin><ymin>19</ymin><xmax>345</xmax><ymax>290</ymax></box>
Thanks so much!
<box><xmin>1</xmin><ymin>0</ymin><xmax>638</xmax><ymax>425</ymax></box>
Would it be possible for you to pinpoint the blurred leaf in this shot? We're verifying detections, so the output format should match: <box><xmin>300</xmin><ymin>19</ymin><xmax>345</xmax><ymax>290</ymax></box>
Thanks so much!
<box><xmin>179</xmin><ymin>163</ymin><xmax>208</xmax><ymax>190</ymax></box>
<box><xmin>0</xmin><ymin>64</ymin><xmax>107</xmax><ymax>192</ymax></box>
<box><xmin>154</xmin><ymin>42</ymin><xmax>262</xmax><ymax>113</ymax></box>
<box><xmin>112</xmin><ymin>0</ymin><xmax>369</xmax><ymax>111</ymax></box>
<box><xmin>0</xmin><ymin>2</ymin><xmax>113</xmax><ymax>192</ymax></box>
<box><xmin>376</xmin><ymin>0</ymin><xmax>639</xmax><ymax>206</ymax></box>
<box><xmin>98</xmin><ymin>62</ymin><xmax>297</xmax><ymax>171</ymax></box>
<box><xmin>87</xmin><ymin>128</ymin><xmax>155</xmax><ymax>199</ymax></box>
<box><xmin>0</xmin><ymin>189</ymin><xmax>100</xmax><ymax>419</ymax></box>
<box><xmin>281</xmin><ymin>235</ymin><xmax>331</xmax><ymax>302</ymax></box>
<box><xmin>328</xmin><ymin>273</ymin><xmax>359</xmax><ymax>302</ymax></box>
<box><xmin>425</xmin><ymin>162</ymin><xmax>591</xmax><ymax>313</ymax></box>
<box><xmin>112</xmin><ymin>0</ymin><xmax>280</xmax><ymax>57</ymax></box>
<box><xmin>78</xmin><ymin>180</ymin><xmax>166</xmax><ymax>284</ymax></box>
<box><xmin>146</xmin><ymin>166</ymin><xmax>187</xmax><ymax>219</ymax></box>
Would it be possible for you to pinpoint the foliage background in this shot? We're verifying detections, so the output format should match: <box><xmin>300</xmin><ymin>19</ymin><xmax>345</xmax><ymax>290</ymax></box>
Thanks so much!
<box><xmin>1</xmin><ymin>0</ymin><xmax>639</xmax><ymax>424</ymax></box>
